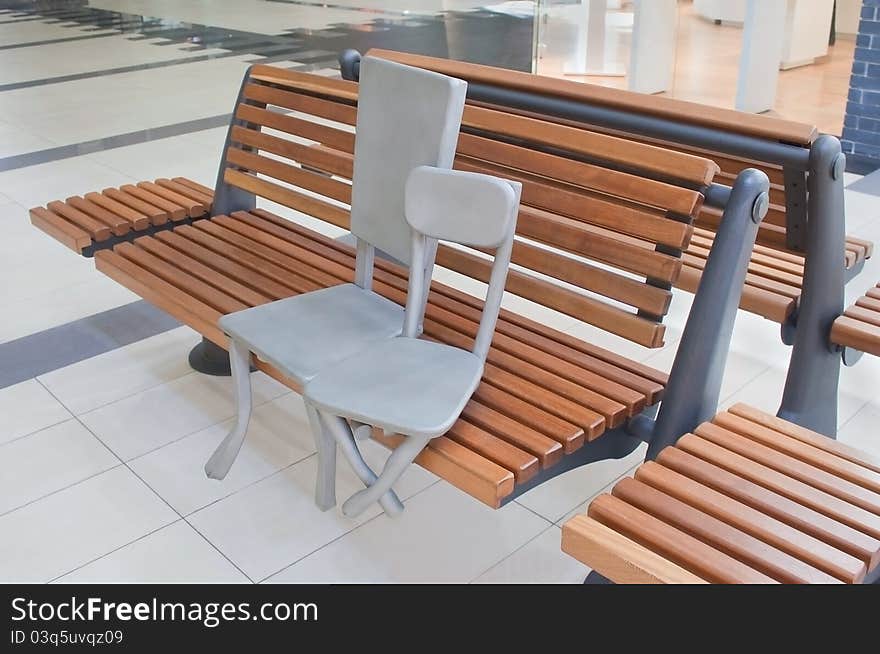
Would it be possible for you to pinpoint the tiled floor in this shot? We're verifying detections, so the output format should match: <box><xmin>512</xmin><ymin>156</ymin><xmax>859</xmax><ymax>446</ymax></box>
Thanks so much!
<box><xmin>0</xmin><ymin>0</ymin><xmax>879</xmax><ymax>584</ymax></box>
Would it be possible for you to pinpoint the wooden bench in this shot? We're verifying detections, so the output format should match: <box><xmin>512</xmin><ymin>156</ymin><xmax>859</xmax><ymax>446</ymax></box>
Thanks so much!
<box><xmin>29</xmin><ymin>64</ymin><xmax>769</xmax><ymax>509</ymax></box>
<box><xmin>352</xmin><ymin>49</ymin><xmax>859</xmax><ymax>437</ymax></box>
<box><xmin>561</xmin><ymin>404</ymin><xmax>880</xmax><ymax>584</ymax></box>
<box><xmin>358</xmin><ymin>50</ymin><xmax>871</xmax><ymax>326</ymax></box>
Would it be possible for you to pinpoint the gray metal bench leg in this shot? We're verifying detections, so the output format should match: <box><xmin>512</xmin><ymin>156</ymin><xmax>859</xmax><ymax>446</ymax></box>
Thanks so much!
<box><xmin>307</xmin><ymin>403</ymin><xmax>337</xmax><ymax>511</ymax></box>
<box><xmin>778</xmin><ymin>135</ymin><xmax>846</xmax><ymax>437</ymax></box>
<box><xmin>341</xmin><ymin>433</ymin><xmax>431</xmax><ymax>518</ymax></box>
<box><xmin>318</xmin><ymin>411</ymin><xmax>404</xmax><ymax>517</ymax></box>
<box><xmin>205</xmin><ymin>339</ymin><xmax>253</xmax><ymax>480</ymax></box>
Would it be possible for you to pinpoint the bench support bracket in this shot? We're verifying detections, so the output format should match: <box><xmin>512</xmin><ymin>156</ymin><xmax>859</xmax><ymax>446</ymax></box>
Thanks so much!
<box><xmin>778</xmin><ymin>137</ymin><xmax>845</xmax><ymax>437</ymax></box>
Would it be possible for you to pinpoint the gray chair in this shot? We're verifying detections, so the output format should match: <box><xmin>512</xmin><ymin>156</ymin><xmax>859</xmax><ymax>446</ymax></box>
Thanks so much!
<box><xmin>303</xmin><ymin>166</ymin><xmax>522</xmax><ymax>518</ymax></box>
<box><xmin>203</xmin><ymin>55</ymin><xmax>468</xmax><ymax>511</ymax></box>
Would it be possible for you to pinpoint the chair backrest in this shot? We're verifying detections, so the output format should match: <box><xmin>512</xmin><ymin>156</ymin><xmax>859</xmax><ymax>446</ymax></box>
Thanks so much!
<box><xmin>350</xmin><ymin>56</ymin><xmax>467</xmax><ymax>269</ymax></box>
<box><xmin>402</xmin><ymin>166</ymin><xmax>521</xmax><ymax>361</ymax></box>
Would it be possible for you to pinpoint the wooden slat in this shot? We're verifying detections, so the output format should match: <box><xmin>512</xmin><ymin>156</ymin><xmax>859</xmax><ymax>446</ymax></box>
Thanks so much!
<box><xmin>561</xmin><ymin>515</ymin><xmax>708</xmax><ymax>584</ymax></box>
<box><xmin>456</xmin><ymin>132</ymin><xmax>703</xmax><ymax>216</ymax></box>
<box><xmin>435</xmin><ymin>245</ymin><xmax>666</xmax><ymax>348</ymax></box>
<box><xmin>93</xmin><ymin>190</ymin><xmax>162</xmax><ymax>227</ymax></box>
<box><xmin>695</xmin><ymin>422</ymin><xmax>880</xmax><ymax>516</ymax></box>
<box><xmin>460</xmin><ymin>400</ymin><xmax>563</xmax><ymax>467</ymax></box>
<box><xmin>115</xmin><ymin>242</ymin><xmax>247</xmax><ymax>315</ymax></box>
<box><xmin>456</xmin><ymin>156</ymin><xmax>693</xmax><ymax>250</ymax></box>
<box><xmin>514</xmin><ymin>206</ymin><xmax>682</xmax><ymax>283</ymax></box>
<box><xmin>236</xmin><ymin>104</ymin><xmax>355</xmax><ymax>153</ymax></box>
<box><xmin>29</xmin><ymin>207</ymin><xmax>90</xmax><ymax>253</ymax></box>
<box><xmin>46</xmin><ymin>200</ymin><xmax>110</xmax><ymax>241</ymax></box>
<box><xmin>248</xmin><ymin>64</ymin><xmax>359</xmax><ymax>102</ymax></box>
<box><xmin>243</xmin><ymin>82</ymin><xmax>357</xmax><ymax>125</ymax></box>
<box><xmin>446</xmin><ymin>420</ymin><xmax>539</xmax><ymax>483</ymax></box>
<box><xmin>172</xmin><ymin>177</ymin><xmax>215</xmax><ymax>197</ymax></box>
<box><xmin>635</xmin><ymin>461</ymin><xmax>865</xmax><ymax>583</ymax></box>
<box><xmin>844</xmin><ymin>304</ymin><xmax>880</xmax><ymax>328</ymax></box>
<box><xmin>676</xmin><ymin>266</ymin><xmax>795</xmax><ymax>323</ymax></box>
<box><xmin>367</xmin><ymin>49</ymin><xmax>817</xmax><ymax>146</ymax></box>
<box><xmin>65</xmin><ymin>196</ymin><xmax>130</xmax><ymax>236</ymax></box>
<box><xmin>588</xmin><ymin>493</ymin><xmax>777</xmax><ymax>583</ymax></box>
<box><xmin>372</xmin><ymin>430</ymin><xmax>514</xmax><ymax>508</ymax></box>
<box><xmin>831</xmin><ymin>316</ymin><xmax>880</xmax><ymax>357</ymax></box>
<box><xmin>224</xmin><ymin>169</ymin><xmax>349</xmax><ymax>230</ymax></box>
<box><xmin>225</xmin><ymin>147</ymin><xmax>352</xmax><ymax>205</ymax></box>
<box><xmin>713</xmin><ymin>412</ymin><xmax>880</xmax><ymax>494</ymax></box>
<box><xmin>657</xmin><ymin>446</ymin><xmax>880</xmax><ymax>570</ymax></box>
<box><xmin>94</xmin><ymin>249</ymin><xmax>226</xmax><ymax>346</ymax></box>
<box><xmin>508</xmin><ymin>239</ymin><xmax>672</xmax><ymax>317</ymax></box>
<box><xmin>460</xmin><ymin>103</ymin><xmax>719</xmax><ymax>187</ymax></box>
<box><xmin>471</xmin><ymin>382</ymin><xmax>584</xmax><ymax>451</ymax></box>
<box><xmin>612</xmin><ymin>477</ymin><xmax>841</xmax><ymax>583</ymax></box>
<box><xmin>137</xmin><ymin>181</ymin><xmax>205</xmax><ymax>218</ymax></box>
<box><xmin>230</xmin><ymin>126</ymin><xmax>354</xmax><ymax>178</ymax></box>
<box><xmin>677</xmin><ymin>434</ymin><xmax>880</xmax><ymax>535</ymax></box>
<box><xmin>155</xmin><ymin>178</ymin><xmax>213</xmax><ymax>205</ymax></box>
<box><xmin>135</xmin><ymin>237</ymin><xmax>272</xmax><ymax>307</ymax></box>
<box><xmin>120</xmin><ymin>185</ymin><xmax>185</xmax><ymax>221</ymax></box>
<box><xmin>172</xmin><ymin>224</ymin><xmax>318</xmax><ymax>296</ymax></box>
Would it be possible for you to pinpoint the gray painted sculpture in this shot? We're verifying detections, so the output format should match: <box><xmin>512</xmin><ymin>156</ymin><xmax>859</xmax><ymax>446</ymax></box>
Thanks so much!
<box><xmin>304</xmin><ymin>166</ymin><xmax>522</xmax><ymax>518</ymax></box>
<box><xmin>204</xmin><ymin>55</ymin><xmax>468</xmax><ymax>498</ymax></box>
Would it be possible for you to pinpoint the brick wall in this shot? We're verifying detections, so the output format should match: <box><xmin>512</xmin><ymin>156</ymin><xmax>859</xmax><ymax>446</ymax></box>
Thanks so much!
<box><xmin>843</xmin><ymin>0</ymin><xmax>880</xmax><ymax>173</ymax></box>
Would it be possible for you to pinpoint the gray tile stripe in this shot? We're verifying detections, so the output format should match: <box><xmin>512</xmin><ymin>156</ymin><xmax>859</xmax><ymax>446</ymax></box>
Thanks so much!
<box><xmin>0</xmin><ymin>30</ymin><xmax>119</xmax><ymax>50</ymax></box>
<box><xmin>0</xmin><ymin>300</ymin><xmax>181</xmax><ymax>389</ymax></box>
<box><xmin>0</xmin><ymin>48</ymin><xmax>256</xmax><ymax>93</ymax></box>
<box><xmin>0</xmin><ymin>113</ymin><xmax>231</xmax><ymax>172</ymax></box>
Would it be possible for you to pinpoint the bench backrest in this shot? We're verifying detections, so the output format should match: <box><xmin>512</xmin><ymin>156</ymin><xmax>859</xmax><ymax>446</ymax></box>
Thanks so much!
<box><xmin>215</xmin><ymin>64</ymin><xmax>719</xmax><ymax>349</ymax></box>
<box><xmin>364</xmin><ymin>49</ymin><xmax>817</xmax><ymax>253</ymax></box>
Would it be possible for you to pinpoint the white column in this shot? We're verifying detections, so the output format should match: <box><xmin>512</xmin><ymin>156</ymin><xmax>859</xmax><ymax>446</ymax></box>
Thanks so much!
<box><xmin>735</xmin><ymin>0</ymin><xmax>787</xmax><ymax>113</ymax></box>
<box><xmin>628</xmin><ymin>0</ymin><xmax>678</xmax><ymax>94</ymax></box>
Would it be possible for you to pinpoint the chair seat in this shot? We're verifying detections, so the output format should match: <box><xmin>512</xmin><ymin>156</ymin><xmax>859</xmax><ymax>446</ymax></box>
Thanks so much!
<box><xmin>219</xmin><ymin>283</ymin><xmax>403</xmax><ymax>384</ymax></box>
<box><xmin>305</xmin><ymin>337</ymin><xmax>483</xmax><ymax>438</ymax></box>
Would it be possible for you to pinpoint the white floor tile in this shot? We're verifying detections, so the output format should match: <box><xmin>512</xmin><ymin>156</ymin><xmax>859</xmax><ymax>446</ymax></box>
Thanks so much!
<box><xmin>79</xmin><ymin>370</ymin><xmax>289</xmax><ymax>460</ymax></box>
<box><xmin>39</xmin><ymin>327</ymin><xmax>201</xmax><ymax>415</ymax></box>
<box><xmin>0</xmin><ymin>277</ymin><xmax>140</xmax><ymax>344</ymax></box>
<box><xmin>130</xmin><ymin>393</ymin><xmax>317</xmax><ymax>515</ymax></box>
<box><xmin>0</xmin><ymin>378</ymin><xmax>72</xmax><ymax>446</ymax></box>
<box><xmin>55</xmin><ymin>521</ymin><xmax>249</xmax><ymax>584</ymax></box>
<box><xmin>472</xmin><ymin>526</ymin><xmax>587</xmax><ymax>583</ymax></box>
<box><xmin>837</xmin><ymin>401</ymin><xmax>880</xmax><ymax>459</ymax></box>
<box><xmin>189</xmin><ymin>440</ymin><xmax>437</xmax><ymax>581</ymax></box>
<box><xmin>0</xmin><ymin>419</ymin><xmax>118</xmax><ymax>515</ymax></box>
<box><xmin>0</xmin><ymin>466</ymin><xmax>177</xmax><ymax>582</ymax></box>
<box><xmin>515</xmin><ymin>444</ymin><xmax>647</xmax><ymax>523</ymax></box>
<box><xmin>266</xmin><ymin>482</ymin><xmax>549</xmax><ymax>583</ymax></box>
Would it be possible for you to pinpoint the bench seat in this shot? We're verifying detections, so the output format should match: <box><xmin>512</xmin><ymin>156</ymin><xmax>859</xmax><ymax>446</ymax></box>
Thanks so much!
<box><xmin>831</xmin><ymin>281</ymin><xmax>880</xmax><ymax>357</ymax></box>
<box><xmin>562</xmin><ymin>404</ymin><xmax>880</xmax><ymax>583</ymax></box>
<box><xmin>91</xmin><ymin>208</ymin><xmax>669</xmax><ymax>509</ymax></box>
<box><xmin>679</xmin><ymin>225</ymin><xmax>872</xmax><ymax>323</ymax></box>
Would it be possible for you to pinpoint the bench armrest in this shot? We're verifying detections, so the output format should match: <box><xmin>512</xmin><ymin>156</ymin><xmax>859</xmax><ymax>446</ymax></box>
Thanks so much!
<box><xmin>648</xmin><ymin>168</ymin><xmax>770</xmax><ymax>457</ymax></box>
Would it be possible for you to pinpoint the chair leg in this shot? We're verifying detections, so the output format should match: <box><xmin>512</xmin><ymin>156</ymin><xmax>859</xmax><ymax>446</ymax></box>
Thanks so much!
<box><xmin>318</xmin><ymin>411</ymin><xmax>404</xmax><ymax>517</ymax></box>
<box><xmin>341</xmin><ymin>433</ymin><xmax>430</xmax><ymax>519</ymax></box>
<box><xmin>306</xmin><ymin>403</ymin><xmax>337</xmax><ymax>511</ymax></box>
<box><xmin>205</xmin><ymin>339</ymin><xmax>253</xmax><ymax>480</ymax></box>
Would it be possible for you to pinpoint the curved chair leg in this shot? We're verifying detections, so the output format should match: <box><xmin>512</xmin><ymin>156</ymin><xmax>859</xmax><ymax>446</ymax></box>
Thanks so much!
<box><xmin>318</xmin><ymin>411</ymin><xmax>404</xmax><ymax>517</ymax></box>
<box><xmin>341</xmin><ymin>433</ymin><xmax>430</xmax><ymax>518</ymax></box>
<box><xmin>205</xmin><ymin>339</ymin><xmax>253</xmax><ymax>480</ymax></box>
<box><xmin>306</xmin><ymin>403</ymin><xmax>336</xmax><ymax>511</ymax></box>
